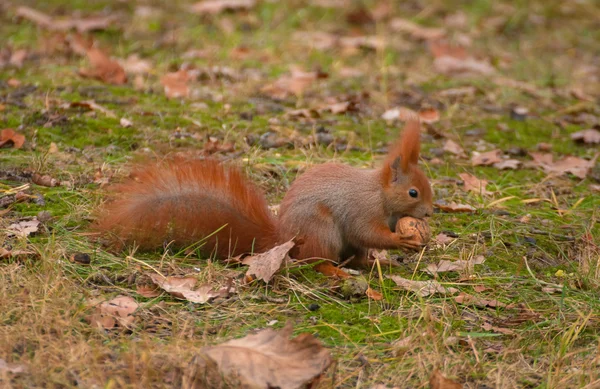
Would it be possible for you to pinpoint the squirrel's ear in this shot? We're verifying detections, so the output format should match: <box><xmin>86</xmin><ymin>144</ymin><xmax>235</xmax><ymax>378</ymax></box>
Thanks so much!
<box><xmin>399</xmin><ymin>120</ymin><xmax>421</xmax><ymax>171</ymax></box>
<box><xmin>389</xmin><ymin>156</ymin><xmax>402</xmax><ymax>183</ymax></box>
<box><xmin>384</xmin><ymin>119</ymin><xmax>421</xmax><ymax>175</ymax></box>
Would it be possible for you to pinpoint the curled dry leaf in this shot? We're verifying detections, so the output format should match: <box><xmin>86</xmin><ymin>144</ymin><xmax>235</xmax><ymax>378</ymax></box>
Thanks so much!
<box><xmin>32</xmin><ymin>173</ymin><xmax>59</xmax><ymax>187</ymax></box>
<box><xmin>443</xmin><ymin>139</ymin><xmax>466</xmax><ymax>157</ymax></box>
<box><xmin>435</xmin><ymin>202</ymin><xmax>477</xmax><ymax>213</ymax></box>
<box><xmin>136</xmin><ymin>285</ymin><xmax>161</xmax><ymax>298</ymax></box>
<box><xmin>183</xmin><ymin>322</ymin><xmax>332</xmax><ymax>389</ymax></box>
<box><xmin>161</xmin><ymin>70</ymin><xmax>192</xmax><ymax>99</ymax></box>
<box><xmin>571</xmin><ymin>129</ymin><xmax>600</xmax><ymax>144</ymax></box>
<box><xmin>243</xmin><ymin>240</ymin><xmax>294</xmax><ymax>282</ymax></box>
<box><xmin>88</xmin><ymin>295</ymin><xmax>139</xmax><ymax>329</ymax></box>
<box><xmin>425</xmin><ymin>255</ymin><xmax>485</xmax><ymax>275</ymax></box>
<box><xmin>7</xmin><ymin>219</ymin><xmax>40</xmax><ymax>238</ymax></box>
<box><xmin>190</xmin><ymin>0</ymin><xmax>256</xmax><ymax>15</ymax></box>
<box><xmin>528</xmin><ymin>152</ymin><xmax>597</xmax><ymax>179</ymax></box>
<box><xmin>454</xmin><ymin>292</ymin><xmax>512</xmax><ymax>309</ymax></box>
<box><xmin>472</xmin><ymin>149</ymin><xmax>502</xmax><ymax>166</ymax></box>
<box><xmin>388</xmin><ymin>275</ymin><xmax>458</xmax><ymax>297</ymax></box>
<box><xmin>430</xmin><ymin>369</ymin><xmax>463</xmax><ymax>389</ymax></box>
<box><xmin>390</xmin><ymin>18</ymin><xmax>445</xmax><ymax>41</ymax></box>
<box><xmin>481</xmin><ymin>322</ymin><xmax>515</xmax><ymax>335</ymax></box>
<box><xmin>119</xmin><ymin>54</ymin><xmax>153</xmax><ymax>75</ymax></box>
<box><xmin>0</xmin><ymin>358</ymin><xmax>27</xmax><ymax>374</ymax></box>
<box><xmin>79</xmin><ymin>48</ymin><xmax>127</xmax><ymax>85</ymax></box>
<box><xmin>149</xmin><ymin>274</ymin><xmax>225</xmax><ymax>304</ymax></box>
<box><xmin>459</xmin><ymin>173</ymin><xmax>492</xmax><ymax>196</ymax></box>
<box><xmin>366</xmin><ymin>287</ymin><xmax>383</xmax><ymax>301</ymax></box>
<box><xmin>261</xmin><ymin>69</ymin><xmax>318</xmax><ymax>100</ymax></box>
<box><xmin>493</xmin><ymin>159</ymin><xmax>521</xmax><ymax>170</ymax></box>
<box><xmin>0</xmin><ymin>128</ymin><xmax>26</xmax><ymax>149</ymax></box>
<box><xmin>16</xmin><ymin>6</ymin><xmax>118</xmax><ymax>32</ymax></box>
<box><xmin>0</xmin><ymin>247</ymin><xmax>36</xmax><ymax>259</ymax></box>
<box><xmin>434</xmin><ymin>233</ymin><xmax>455</xmax><ymax>245</ymax></box>
<box><xmin>60</xmin><ymin>100</ymin><xmax>116</xmax><ymax>118</ymax></box>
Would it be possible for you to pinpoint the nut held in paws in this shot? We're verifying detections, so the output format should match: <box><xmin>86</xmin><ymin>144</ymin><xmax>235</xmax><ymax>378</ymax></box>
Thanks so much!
<box><xmin>396</xmin><ymin>217</ymin><xmax>431</xmax><ymax>244</ymax></box>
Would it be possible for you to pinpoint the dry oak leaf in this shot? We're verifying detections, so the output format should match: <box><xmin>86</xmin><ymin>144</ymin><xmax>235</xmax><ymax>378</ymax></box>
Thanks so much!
<box><xmin>0</xmin><ymin>358</ymin><xmax>27</xmax><ymax>374</ymax></box>
<box><xmin>571</xmin><ymin>129</ymin><xmax>600</xmax><ymax>144</ymax></box>
<box><xmin>0</xmin><ymin>128</ymin><xmax>26</xmax><ymax>149</ymax></box>
<box><xmin>7</xmin><ymin>219</ymin><xmax>40</xmax><ymax>238</ymax></box>
<box><xmin>434</xmin><ymin>233</ymin><xmax>455</xmax><ymax>245</ymax></box>
<box><xmin>261</xmin><ymin>69</ymin><xmax>319</xmax><ymax>99</ymax></box>
<box><xmin>472</xmin><ymin>149</ymin><xmax>502</xmax><ymax>166</ymax></box>
<box><xmin>425</xmin><ymin>255</ymin><xmax>485</xmax><ymax>275</ymax></box>
<box><xmin>136</xmin><ymin>285</ymin><xmax>161</xmax><ymax>298</ymax></box>
<box><xmin>190</xmin><ymin>0</ymin><xmax>256</xmax><ymax>15</ymax></box>
<box><xmin>366</xmin><ymin>287</ymin><xmax>383</xmax><ymax>301</ymax></box>
<box><xmin>61</xmin><ymin>100</ymin><xmax>116</xmax><ymax>118</ymax></box>
<box><xmin>443</xmin><ymin>139</ymin><xmax>466</xmax><ymax>157</ymax></box>
<box><xmin>435</xmin><ymin>201</ymin><xmax>477</xmax><ymax>213</ymax></box>
<box><xmin>390</xmin><ymin>18</ymin><xmax>445</xmax><ymax>41</ymax></box>
<box><xmin>183</xmin><ymin>322</ymin><xmax>332</xmax><ymax>389</ymax></box>
<box><xmin>454</xmin><ymin>292</ymin><xmax>512</xmax><ymax>309</ymax></box>
<box><xmin>529</xmin><ymin>152</ymin><xmax>597</xmax><ymax>179</ymax></box>
<box><xmin>493</xmin><ymin>159</ymin><xmax>520</xmax><ymax>170</ymax></box>
<box><xmin>161</xmin><ymin>70</ymin><xmax>192</xmax><ymax>99</ymax></box>
<box><xmin>481</xmin><ymin>322</ymin><xmax>515</xmax><ymax>335</ymax></box>
<box><xmin>16</xmin><ymin>6</ymin><xmax>118</xmax><ymax>32</ymax></box>
<box><xmin>388</xmin><ymin>275</ymin><xmax>458</xmax><ymax>297</ymax></box>
<box><xmin>243</xmin><ymin>240</ymin><xmax>294</xmax><ymax>282</ymax></box>
<box><xmin>79</xmin><ymin>48</ymin><xmax>127</xmax><ymax>85</ymax></box>
<box><xmin>88</xmin><ymin>295</ymin><xmax>139</xmax><ymax>329</ymax></box>
<box><xmin>149</xmin><ymin>274</ymin><xmax>223</xmax><ymax>304</ymax></box>
<box><xmin>430</xmin><ymin>369</ymin><xmax>463</xmax><ymax>389</ymax></box>
<box><xmin>459</xmin><ymin>173</ymin><xmax>492</xmax><ymax>196</ymax></box>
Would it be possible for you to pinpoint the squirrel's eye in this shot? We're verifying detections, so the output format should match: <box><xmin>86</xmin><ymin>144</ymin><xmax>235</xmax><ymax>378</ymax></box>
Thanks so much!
<box><xmin>408</xmin><ymin>189</ymin><xmax>418</xmax><ymax>198</ymax></box>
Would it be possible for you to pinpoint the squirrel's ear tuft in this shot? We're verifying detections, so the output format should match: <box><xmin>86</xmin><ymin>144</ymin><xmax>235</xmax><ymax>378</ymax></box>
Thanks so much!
<box><xmin>399</xmin><ymin>120</ymin><xmax>421</xmax><ymax>171</ymax></box>
<box><xmin>384</xmin><ymin>119</ymin><xmax>422</xmax><ymax>175</ymax></box>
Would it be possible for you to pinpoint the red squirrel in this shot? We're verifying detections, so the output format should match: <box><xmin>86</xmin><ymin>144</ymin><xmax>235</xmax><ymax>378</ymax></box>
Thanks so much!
<box><xmin>94</xmin><ymin>120</ymin><xmax>433</xmax><ymax>274</ymax></box>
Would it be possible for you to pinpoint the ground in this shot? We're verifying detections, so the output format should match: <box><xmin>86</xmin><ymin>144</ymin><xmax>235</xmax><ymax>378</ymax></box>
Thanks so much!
<box><xmin>1</xmin><ymin>0</ymin><xmax>599</xmax><ymax>388</ymax></box>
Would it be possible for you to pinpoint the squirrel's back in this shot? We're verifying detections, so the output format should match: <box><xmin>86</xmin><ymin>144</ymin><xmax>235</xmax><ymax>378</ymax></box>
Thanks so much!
<box><xmin>93</xmin><ymin>159</ymin><xmax>278</xmax><ymax>257</ymax></box>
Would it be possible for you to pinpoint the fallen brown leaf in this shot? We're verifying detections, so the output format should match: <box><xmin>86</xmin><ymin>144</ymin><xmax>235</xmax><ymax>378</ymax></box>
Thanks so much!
<box><xmin>419</xmin><ymin>108</ymin><xmax>440</xmax><ymax>123</ymax></box>
<box><xmin>9</xmin><ymin>49</ymin><xmax>28</xmax><ymax>68</ymax></box>
<box><xmin>454</xmin><ymin>292</ymin><xmax>512</xmax><ymax>309</ymax></box>
<box><xmin>435</xmin><ymin>202</ymin><xmax>477</xmax><ymax>213</ymax></box>
<box><xmin>459</xmin><ymin>173</ymin><xmax>492</xmax><ymax>196</ymax></box>
<box><xmin>161</xmin><ymin>70</ymin><xmax>193</xmax><ymax>99</ymax></box>
<box><xmin>136</xmin><ymin>285</ymin><xmax>161</xmax><ymax>298</ymax></box>
<box><xmin>243</xmin><ymin>240</ymin><xmax>294</xmax><ymax>282</ymax></box>
<box><xmin>0</xmin><ymin>247</ymin><xmax>36</xmax><ymax>259</ymax></box>
<box><xmin>434</xmin><ymin>233</ymin><xmax>455</xmax><ymax>245</ymax></box>
<box><xmin>261</xmin><ymin>69</ymin><xmax>319</xmax><ymax>99</ymax></box>
<box><xmin>183</xmin><ymin>322</ymin><xmax>332</xmax><ymax>389</ymax></box>
<box><xmin>388</xmin><ymin>275</ymin><xmax>458</xmax><ymax>297</ymax></box>
<box><xmin>381</xmin><ymin>107</ymin><xmax>420</xmax><ymax>122</ymax></box>
<box><xmin>425</xmin><ymin>255</ymin><xmax>485</xmax><ymax>275</ymax></box>
<box><xmin>7</xmin><ymin>219</ymin><xmax>40</xmax><ymax>238</ymax></box>
<box><xmin>366</xmin><ymin>287</ymin><xmax>383</xmax><ymax>301</ymax></box>
<box><xmin>190</xmin><ymin>0</ymin><xmax>256</xmax><ymax>15</ymax></box>
<box><xmin>528</xmin><ymin>152</ymin><xmax>597</xmax><ymax>179</ymax></box>
<box><xmin>0</xmin><ymin>129</ymin><xmax>26</xmax><ymax>149</ymax></box>
<box><xmin>60</xmin><ymin>100</ymin><xmax>116</xmax><ymax>118</ymax></box>
<box><xmin>88</xmin><ymin>295</ymin><xmax>139</xmax><ymax>329</ymax></box>
<box><xmin>339</xmin><ymin>35</ymin><xmax>386</xmax><ymax>51</ymax></box>
<box><xmin>493</xmin><ymin>159</ymin><xmax>521</xmax><ymax>170</ymax></box>
<box><xmin>429</xmin><ymin>369</ymin><xmax>463</xmax><ymax>389</ymax></box>
<box><xmin>79</xmin><ymin>48</ymin><xmax>127</xmax><ymax>85</ymax></box>
<box><xmin>32</xmin><ymin>173</ymin><xmax>59</xmax><ymax>187</ymax></box>
<box><xmin>16</xmin><ymin>6</ymin><xmax>118</xmax><ymax>32</ymax></box>
<box><xmin>430</xmin><ymin>41</ymin><xmax>494</xmax><ymax>76</ymax></box>
<box><xmin>390</xmin><ymin>18</ymin><xmax>445</xmax><ymax>41</ymax></box>
<box><xmin>443</xmin><ymin>139</ymin><xmax>466</xmax><ymax>157</ymax></box>
<box><xmin>119</xmin><ymin>54</ymin><xmax>153</xmax><ymax>75</ymax></box>
<box><xmin>0</xmin><ymin>358</ymin><xmax>27</xmax><ymax>374</ymax></box>
<box><xmin>293</xmin><ymin>31</ymin><xmax>338</xmax><ymax>51</ymax></box>
<box><xmin>149</xmin><ymin>274</ymin><xmax>224</xmax><ymax>304</ymax></box>
<box><xmin>472</xmin><ymin>149</ymin><xmax>502</xmax><ymax>166</ymax></box>
<box><xmin>571</xmin><ymin>129</ymin><xmax>600</xmax><ymax>144</ymax></box>
<box><xmin>481</xmin><ymin>322</ymin><xmax>515</xmax><ymax>335</ymax></box>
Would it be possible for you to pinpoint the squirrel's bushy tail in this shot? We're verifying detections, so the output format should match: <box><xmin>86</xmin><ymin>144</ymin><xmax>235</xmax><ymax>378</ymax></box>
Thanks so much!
<box><xmin>93</xmin><ymin>159</ymin><xmax>278</xmax><ymax>257</ymax></box>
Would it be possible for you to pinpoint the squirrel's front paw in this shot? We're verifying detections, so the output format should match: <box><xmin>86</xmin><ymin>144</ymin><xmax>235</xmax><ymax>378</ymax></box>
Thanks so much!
<box><xmin>394</xmin><ymin>233</ymin><xmax>425</xmax><ymax>250</ymax></box>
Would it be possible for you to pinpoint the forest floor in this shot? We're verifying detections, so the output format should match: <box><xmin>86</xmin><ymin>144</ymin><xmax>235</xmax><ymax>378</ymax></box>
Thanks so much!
<box><xmin>1</xmin><ymin>0</ymin><xmax>599</xmax><ymax>388</ymax></box>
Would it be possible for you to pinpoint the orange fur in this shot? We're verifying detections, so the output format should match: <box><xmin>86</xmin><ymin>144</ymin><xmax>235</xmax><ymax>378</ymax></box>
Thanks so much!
<box><xmin>93</xmin><ymin>159</ymin><xmax>278</xmax><ymax>258</ymax></box>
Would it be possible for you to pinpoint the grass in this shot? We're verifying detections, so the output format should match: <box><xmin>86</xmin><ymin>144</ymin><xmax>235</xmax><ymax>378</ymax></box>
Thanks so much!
<box><xmin>1</xmin><ymin>0</ymin><xmax>600</xmax><ymax>388</ymax></box>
